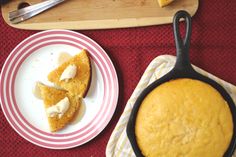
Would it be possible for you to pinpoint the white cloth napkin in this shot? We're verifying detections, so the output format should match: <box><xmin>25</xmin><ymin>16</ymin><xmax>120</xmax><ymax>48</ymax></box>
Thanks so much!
<box><xmin>106</xmin><ymin>55</ymin><xmax>236</xmax><ymax>157</ymax></box>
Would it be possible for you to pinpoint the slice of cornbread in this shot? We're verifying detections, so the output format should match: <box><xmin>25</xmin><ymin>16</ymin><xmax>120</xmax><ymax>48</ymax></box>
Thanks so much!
<box><xmin>38</xmin><ymin>83</ymin><xmax>81</xmax><ymax>132</ymax></box>
<box><xmin>157</xmin><ymin>0</ymin><xmax>174</xmax><ymax>7</ymax></box>
<box><xmin>48</xmin><ymin>49</ymin><xmax>91</xmax><ymax>97</ymax></box>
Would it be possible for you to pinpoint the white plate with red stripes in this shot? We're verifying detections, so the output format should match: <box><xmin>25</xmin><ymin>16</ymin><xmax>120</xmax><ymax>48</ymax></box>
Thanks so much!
<box><xmin>0</xmin><ymin>30</ymin><xmax>119</xmax><ymax>149</ymax></box>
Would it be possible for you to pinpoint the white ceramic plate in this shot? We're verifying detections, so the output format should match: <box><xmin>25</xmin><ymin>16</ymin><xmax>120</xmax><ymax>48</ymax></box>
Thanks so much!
<box><xmin>0</xmin><ymin>30</ymin><xmax>119</xmax><ymax>149</ymax></box>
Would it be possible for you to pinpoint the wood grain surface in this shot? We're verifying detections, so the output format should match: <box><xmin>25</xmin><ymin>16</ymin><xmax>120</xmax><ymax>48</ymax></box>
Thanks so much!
<box><xmin>1</xmin><ymin>0</ymin><xmax>199</xmax><ymax>30</ymax></box>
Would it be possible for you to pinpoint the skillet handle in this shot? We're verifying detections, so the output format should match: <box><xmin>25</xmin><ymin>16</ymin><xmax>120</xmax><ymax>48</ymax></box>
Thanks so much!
<box><xmin>173</xmin><ymin>10</ymin><xmax>194</xmax><ymax>72</ymax></box>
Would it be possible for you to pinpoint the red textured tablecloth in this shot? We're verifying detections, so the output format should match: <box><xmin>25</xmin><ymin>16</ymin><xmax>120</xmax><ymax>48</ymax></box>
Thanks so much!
<box><xmin>1</xmin><ymin>1</ymin><xmax>236</xmax><ymax>157</ymax></box>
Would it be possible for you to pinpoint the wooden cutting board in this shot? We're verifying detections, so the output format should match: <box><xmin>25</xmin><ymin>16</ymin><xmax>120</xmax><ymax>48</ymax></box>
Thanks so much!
<box><xmin>1</xmin><ymin>0</ymin><xmax>199</xmax><ymax>30</ymax></box>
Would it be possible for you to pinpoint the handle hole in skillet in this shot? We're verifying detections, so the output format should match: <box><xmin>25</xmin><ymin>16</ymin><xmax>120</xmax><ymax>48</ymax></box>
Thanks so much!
<box><xmin>178</xmin><ymin>18</ymin><xmax>187</xmax><ymax>41</ymax></box>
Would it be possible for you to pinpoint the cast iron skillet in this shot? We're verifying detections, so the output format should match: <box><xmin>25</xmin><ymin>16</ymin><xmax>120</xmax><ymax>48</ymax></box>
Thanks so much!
<box><xmin>126</xmin><ymin>10</ymin><xmax>236</xmax><ymax>157</ymax></box>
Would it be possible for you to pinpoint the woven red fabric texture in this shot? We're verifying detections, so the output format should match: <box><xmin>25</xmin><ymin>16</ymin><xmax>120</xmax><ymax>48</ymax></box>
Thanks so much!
<box><xmin>1</xmin><ymin>1</ymin><xmax>236</xmax><ymax>157</ymax></box>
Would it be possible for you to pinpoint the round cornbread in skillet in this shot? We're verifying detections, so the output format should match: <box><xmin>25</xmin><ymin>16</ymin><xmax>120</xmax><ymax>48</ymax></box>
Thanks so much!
<box><xmin>135</xmin><ymin>78</ymin><xmax>233</xmax><ymax>157</ymax></box>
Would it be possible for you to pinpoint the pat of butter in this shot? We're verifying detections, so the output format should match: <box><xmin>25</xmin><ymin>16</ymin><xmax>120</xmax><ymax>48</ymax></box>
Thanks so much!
<box><xmin>33</xmin><ymin>82</ymin><xmax>42</xmax><ymax>99</ymax></box>
<box><xmin>46</xmin><ymin>97</ymin><xmax>70</xmax><ymax>118</ymax></box>
<box><xmin>60</xmin><ymin>64</ymin><xmax>77</xmax><ymax>81</ymax></box>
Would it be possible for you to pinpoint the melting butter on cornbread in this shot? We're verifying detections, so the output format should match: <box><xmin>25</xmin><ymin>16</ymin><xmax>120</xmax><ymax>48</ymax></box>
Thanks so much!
<box><xmin>48</xmin><ymin>49</ymin><xmax>91</xmax><ymax>98</ymax></box>
<box><xmin>35</xmin><ymin>49</ymin><xmax>91</xmax><ymax>132</ymax></box>
<box><xmin>59</xmin><ymin>64</ymin><xmax>77</xmax><ymax>82</ymax></box>
<box><xmin>46</xmin><ymin>97</ymin><xmax>70</xmax><ymax>118</ymax></box>
<box><xmin>38</xmin><ymin>83</ymin><xmax>81</xmax><ymax>132</ymax></box>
